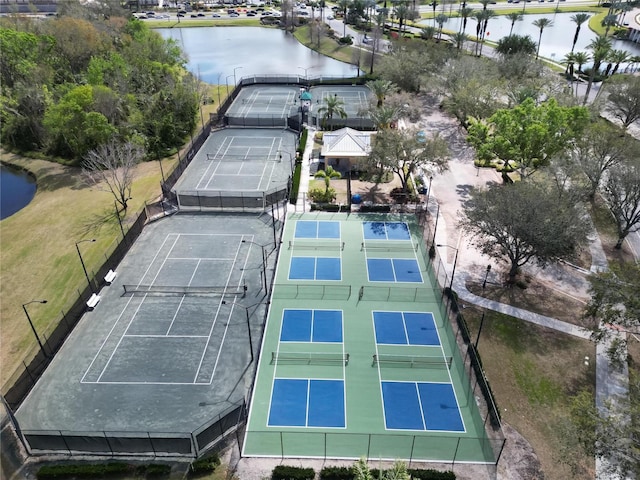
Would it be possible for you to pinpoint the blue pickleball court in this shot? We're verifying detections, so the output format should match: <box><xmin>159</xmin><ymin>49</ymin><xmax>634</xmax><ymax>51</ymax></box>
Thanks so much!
<box><xmin>381</xmin><ymin>381</ymin><xmax>464</xmax><ymax>432</ymax></box>
<box><xmin>268</xmin><ymin>378</ymin><xmax>346</xmax><ymax>427</ymax></box>
<box><xmin>280</xmin><ymin>309</ymin><xmax>343</xmax><ymax>343</ymax></box>
<box><xmin>373</xmin><ymin>311</ymin><xmax>439</xmax><ymax>346</ymax></box>
<box><xmin>295</xmin><ymin>221</ymin><xmax>340</xmax><ymax>239</ymax></box>
<box><xmin>363</xmin><ymin>222</ymin><xmax>411</xmax><ymax>241</ymax></box>
<box><xmin>289</xmin><ymin>257</ymin><xmax>341</xmax><ymax>280</ymax></box>
<box><xmin>367</xmin><ymin>258</ymin><xmax>422</xmax><ymax>282</ymax></box>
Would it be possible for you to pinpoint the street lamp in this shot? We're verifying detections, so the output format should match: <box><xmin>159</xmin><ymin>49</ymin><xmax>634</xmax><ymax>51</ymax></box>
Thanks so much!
<box><xmin>75</xmin><ymin>239</ymin><xmax>96</xmax><ymax>294</ymax></box>
<box><xmin>482</xmin><ymin>265</ymin><xmax>491</xmax><ymax>290</ymax></box>
<box><xmin>233</xmin><ymin>66</ymin><xmax>243</xmax><ymax>86</ymax></box>
<box><xmin>437</xmin><ymin>244</ymin><xmax>459</xmax><ymax>292</ymax></box>
<box><xmin>22</xmin><ymin>300</ymin><xmax>49</xmax><ymax>357</ymax></box>
<box><xmin>221</xmin><ymin>300</ymin><xmax>254</xmax><ymax>363</ymax></box>
<box><xmin>241</xmin><ymin>239</ymin><xmax>268</xmax><ymax>293</ymax></box>
<box><xmin>225</xmin><ymin>74</ymin><xmax>234</xmax><ymax>96</ymax></box>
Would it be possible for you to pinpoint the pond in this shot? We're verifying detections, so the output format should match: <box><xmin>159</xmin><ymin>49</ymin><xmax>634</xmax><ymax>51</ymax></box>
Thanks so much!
<box><xmin>419</xmin><ymin>12</ymin><xmax>640</xmax><ymax>63</ymax></box>
<box><xmin>0</xmin><ymin>164</ymin><xmax>37</xmax><ymax>220</ymax></box>
<box><xmin>157</xmin><ymin>27</ymin><xmax>360</xmax><ymax>84</ymax></box>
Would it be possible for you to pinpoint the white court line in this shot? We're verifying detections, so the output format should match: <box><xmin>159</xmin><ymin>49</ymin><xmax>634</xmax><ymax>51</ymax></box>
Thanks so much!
<box><xmin>414</xmin><ymin>382</ymin><xmax>427</xmax><ymax>430</ymax></box>
<box><xmin>165</xmin><ymin>295</ymin><xmax>187</xmax><ymax>335</ymax></box>
<box><xmin>125</xmin><ymin>334</ymin><xmax>208</xmax><ymax>338</ymax></box>
<box><xmin>168</xmin><ymin>256</ymin><xmax>233</xmax><ymax>260</ymax></box>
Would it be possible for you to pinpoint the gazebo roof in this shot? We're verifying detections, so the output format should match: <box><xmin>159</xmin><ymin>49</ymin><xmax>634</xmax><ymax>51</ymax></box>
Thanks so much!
<box><xmin>300</xmin><ymin>91</ymin><xmax>313</xmax><ymax>100</ymax></box>
<box><xmin>321</xmin><ymin>127</ymin><xmax>375</xmax><ymax>158</ymax></box>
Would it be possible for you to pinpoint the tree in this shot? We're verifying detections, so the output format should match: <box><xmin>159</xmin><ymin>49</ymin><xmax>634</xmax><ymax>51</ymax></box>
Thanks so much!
<box><xmin>567</xmin><ymin>377</ymin><xmax>640</xmax><ymax>479</ymax></box>
<box><xmin>573</xmin><ymin>119</ymin><xmax>630</xmax><ymax>200</ymax></box>
<box><xmin>367</xmin><ymin>127</ymin><xmax>449</xmax><ymax>194</ymax></box>
<box><xmin>419</xmin><ymin>25</ymin><xmax>436</xmax><ymax>41</ymax></box>
<box><xmin>460</xmin><ymin>182</ymin><xmax>589</xmax><ymax>282</ymax></box>
<box><xmin>601</xmin><ymin>159</ymin><xmax>640</xmax><ymax>249</ymax></box>
<box><xmin>466</xmin><ymin>98</ymin><xmax>590</xmax><ymax>179</ymax></box>
<box><xmin>82</xmin><ymin>140</ymin><xmax>144</xmax><ymax>211</ymax></box>
<box><xmin>584</xmin><ymin>36</ymin><xmax>612</xmax><ymax>104</ymax></box>
<box><xmin>605</xmin><ymin>75</ymin><xmax>640</xmax><ymax>130</ymax></box>
<box><xmin>318</xmin><ymin>94</ymin><xmax>347</xmax><ymax>130</ymax></box>
<box><xmin>570</xmin><ymin>13</ymin><xmax>591</xmax><ymax>53</ymax></box>
<box><xmin>506</xmin><ymin>12</ymin><xmax>523</xmax><ymax>36</ymax></box>
<box><xmin>458</xmin><ymin>6</ymin><xmax>474</xmax><ymax>35</ymax></box>
<box><xmin>601</xmin><ymin>13</ymin><xmax>618</xmax><ymax>36</ymax></box>
<box><xmin>604</xmin><ymin>49</ymin><xmax>630</xmax><ymax>77</ymax></box>
<box><xmin>314</xmin><ymin>165</ymin><xmax>342</xmax><ymax>194</ymax></box>
<box><xmin>495</xmin><ymin>34</ymin><xmax>537</xmax><ymax>56</ymax></box>
<box><xmin>366</xmin><ymin>79</ymin><xmax>396</xmax><ymax>108</ymax></box>
<box><xmin>532</xmin><ymin>17</ymin><xmax>553</xmax><ymax>59</ymax></box>
<box><xmin>435</xmin><ymin>13</ymin><xmax>448</xmax><ymax>41</ymax></box>
<box><xmin>573</xmin><ymin>51</ymin><xmax>590</xmax><ymax>74</ymax></box>
<box><xmin>450</xmin><ymin>32</ymin><xmax>469</xmax><ymax>50</ymax></box>
<box><xmin>353</xmin><ymin>458</ymin><xmax>409</xmax><ymax>480</ymax></box>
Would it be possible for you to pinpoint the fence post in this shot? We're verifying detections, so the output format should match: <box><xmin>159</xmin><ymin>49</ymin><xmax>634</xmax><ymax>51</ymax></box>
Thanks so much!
<box><xmin>452</xmin><ymin>436</ymin><xmax>461</xmax><ymax>469</ymax></box>
<box><xmin>280</xmin><ymin>432</ymin><xmax>284</xmax><ymax>460</ymax></box>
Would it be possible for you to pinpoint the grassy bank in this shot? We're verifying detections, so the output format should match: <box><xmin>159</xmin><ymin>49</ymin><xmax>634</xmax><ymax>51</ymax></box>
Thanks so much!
<box><xmin>0</xmin><ymin>153</ymin><xmax>176</xmax><ymax>387</ymax></box>
<box><xmin>293</xmin><ymin>24</ymin><xmax>360</xmax><ymax>66</ymax></box>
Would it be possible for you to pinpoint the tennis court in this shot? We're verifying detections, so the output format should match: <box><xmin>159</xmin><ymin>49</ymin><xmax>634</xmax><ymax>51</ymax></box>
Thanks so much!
<box><xmin>15</xmin><ymin>214</ymin><xmax>275</xmax><ymax>454</ymax></box>
<box><xmin>174</xmin><ymin>128</ymin><xmax>296</xmax><ymax>193</ymax></box>
<box><xmin>227</xmin><ymin>85</ymin><xmax>300</xmax><ymax>119</ymax></box>
<box><xmin>310</xmin><ymin>85</ymin><xmax>372</xmax><ymax>116</ymax></box>
<box><xmin>243</xmin><ymin>213</ymin><xmax>498</xmax><ymax>464</ymax></box>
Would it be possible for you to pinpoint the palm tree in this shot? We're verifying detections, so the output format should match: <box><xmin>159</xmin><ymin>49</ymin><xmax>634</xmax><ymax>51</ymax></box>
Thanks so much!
<box><xmin>584</xmin><ymin>35</ymin><xmax>612</xmax><ymax>104</ymax></box>
<box><xmin>626</xmin><ymin>55</ymin><xmax>640</xmax><ymax>73</ymax></box>
<box><xmin>477</xmin><ymin>9</ymin><xmax>495</xmax><ymax>57</ymax></box>
<box><xmin>338</xmin><ymin>0</ymin><xmax>350</xmax><ymax>37</ymax></box>
<box><xmin>314</xmin><ymin>165</ymin><xmax>342</xmax><ymax>194</ymax></box>
<box><xmin>606</xmin><ymin>49</ymin><xmax>630</xmax><ymax>76</ymax></box>
<box><xmin>601</xmin><ymin>14</ymin><xmax>618</xmax><ymax>36</ymax></box>
<box><xmin>458</xmin><ymin>6</ymin><xmax>473</xmax><ymax>34</ymax></box>
<box><xmin>420</xmin><ymin>25</ymin><xmax>436</xmax><ymax>40</ymax></box>
<box><xmin>506</xmin><ymin>12</ymin><xmax>523</xmax><ymax>35</ymax></box>
<box><xmin>532</xmin><ymin>17</ymin><xmax>553</xmax><ymax>59</ymax></box>
<box><xmin>479</xmin><ymin>0</ymin><xmax>491</xmax><ymax>10</ymax></box>
<box><xmin>366</xmin><ymin>79</ymin><xmax>396</xmax><ymax>108</ymax></box>
<box><xmin>573</xmin><ymin>51</ymin><xmax>590</xmax><ymax>74</ymax></box>
<box><xmin>450</xmin><ymin>31</ymin><xmax>469</xmax><ymax>50</ymax></box>
<box><xmin>369</xmin><ymin>105</ymin><xmax>401</xmax><ymax>129</ymax></box>
<box><xmin>570</xmin><ymin>13</ymin><xmax>590</xmax><ymax>53</ymax></box>
<box><xmin>435</xmin><ymin>13</ymin><xmax>448</xmax><ymax>41</ymax></box>
<box><xmin>318</xmin><ymin>94</ymin><xmax>348</xmax><ymax>130</ymax></box>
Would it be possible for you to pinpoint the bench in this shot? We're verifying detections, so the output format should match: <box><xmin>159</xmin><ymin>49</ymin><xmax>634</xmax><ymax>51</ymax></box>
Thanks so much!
<box><xmin>104</xmin><ymin>269</ymin><xmax>117</xmax><ymax>285</ymax></box>
<box><xmin>86</xmin><ymin>293</ymin><xmax>101</xmax><ymax>310</ymax></box>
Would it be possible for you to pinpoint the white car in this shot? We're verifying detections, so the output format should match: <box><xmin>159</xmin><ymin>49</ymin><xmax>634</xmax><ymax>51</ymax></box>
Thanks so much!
<box><xmin>327</xmin><ymin>14</ymin><xmax>334</xmax><ymax>20</ymax></box>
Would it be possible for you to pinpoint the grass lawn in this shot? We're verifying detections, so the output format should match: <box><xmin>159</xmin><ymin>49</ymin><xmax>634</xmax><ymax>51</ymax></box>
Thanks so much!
<box><xmin>0</xmin><ymin>152</ymin><xmax>177</xmax><ymax>387</ymax></box>
<box><xmin>293</xmin><ymin>25</ymin><xmax>361</xmax><ymax>66</ymax></box>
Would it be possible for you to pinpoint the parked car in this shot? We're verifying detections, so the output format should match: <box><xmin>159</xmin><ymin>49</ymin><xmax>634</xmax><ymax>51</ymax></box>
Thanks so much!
<box><xmin>229</xmin><ymin>12</ymin><xmax>239</xmax><ymax>17</ymax></box>
<box><xmin>327</xmin><ymin>14</ymin><xmax>334</xmax><ymax>19</ymax></box>
<box><xmin>212</xmin><ymin>13</ymin><xmax>221</xmax><ymax>17</ymax></box>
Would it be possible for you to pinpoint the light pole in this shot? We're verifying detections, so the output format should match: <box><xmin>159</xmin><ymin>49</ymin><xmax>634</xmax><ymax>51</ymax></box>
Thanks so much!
<box><xmin>437</xmin><ymin>244</ymin><xmax>459</xmax><ymax>292</ymax></box>
<box><xmin>75</xmin><ymin>239</ymin><xmax>96</xmax><ymax>294</ymax></box>
<box><xmin>233</xmin><ymin>66</ymin><xmax>243</xmax><ymax>86</ymax></box>
<box><xmin>221</xmin><ymin>300</ymin><xmax>254</xmax><ymax>363</ymax></box>
<box><xmin>22</xmin><ymin>300</ymin><xmax>49</xmax><ymax>357</ymax></box>
<box><xmin>425</xmin><ymin>176</ymin><xmax>433</xmax><ymax>210</ymax></box>
<box><xmin>241</xmin><ymin>239</ymin><xmax>268</xmax><ymax>293</ymax></box>
<box><xmin>482</xmin><ymin>265</ymin><xmax>491</xmax><ymax>290</ymax></box>
<box><xmin>216</xmin><ymin>72</ymin><xmax>223</xmax><ymax>105</ymax></box>
<box><xmin>226</xmin><ymin>74</ymin><xmax>234</xmax><ymax>96</ymax></box>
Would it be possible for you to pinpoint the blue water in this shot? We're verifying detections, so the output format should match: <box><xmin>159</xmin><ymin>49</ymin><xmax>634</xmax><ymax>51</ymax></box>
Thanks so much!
<box><xmin>157</xmin><ymin>26</ymin><xmax>360</xmax><ymax>83</ymax></box>
<box><xmin>0</xmin><ymin>164</ymin><xmax>36</xmax><ymax>220</ymax></box>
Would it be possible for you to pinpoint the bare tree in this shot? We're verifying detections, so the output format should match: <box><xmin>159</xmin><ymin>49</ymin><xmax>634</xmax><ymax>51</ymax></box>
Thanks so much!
<box><xmin>82</xmin><ymin>140</ymin><xmax>144</xmax><ymax>211</ymax></box>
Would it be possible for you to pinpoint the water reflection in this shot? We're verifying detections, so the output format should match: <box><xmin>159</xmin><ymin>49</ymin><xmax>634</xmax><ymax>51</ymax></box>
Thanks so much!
<box><xmin>157</xmin><ymin>27</ymin><xmax>360</xmax><ymax>83</ymax></box>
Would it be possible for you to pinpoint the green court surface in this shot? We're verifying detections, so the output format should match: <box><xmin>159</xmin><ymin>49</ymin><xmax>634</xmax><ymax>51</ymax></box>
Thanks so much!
<box><xmin>243</xmin><ymin>213</ymin><xmax>498</xmax><ymax>464</ymax></box>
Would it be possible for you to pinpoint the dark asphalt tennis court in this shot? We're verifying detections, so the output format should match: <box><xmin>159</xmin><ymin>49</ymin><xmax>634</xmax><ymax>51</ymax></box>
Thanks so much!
<box><xmin>15</xmin><ymin>213</ymin><xmax>276</xmax><ymax>445</ymax></box>
<box><xmin>173</xmin><ymin>128</ymin><xmax>297</xmax><ymax>194</ymax></box>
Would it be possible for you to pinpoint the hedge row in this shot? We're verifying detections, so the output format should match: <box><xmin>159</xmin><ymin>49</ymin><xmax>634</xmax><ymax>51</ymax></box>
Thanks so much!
<box><xmin>37</xmin><ymin>463</ymin><xmax>171</xmax><ymax>479</ymax></box>
<box><xmin>190</xmin><ymin>453</ymin><xmax>221</xmax><ymax>476</ymax></box>
<box><xmin>275</xmin><ymin>465</ymin><xmax>455</xmax><ymax>480</ymax></box>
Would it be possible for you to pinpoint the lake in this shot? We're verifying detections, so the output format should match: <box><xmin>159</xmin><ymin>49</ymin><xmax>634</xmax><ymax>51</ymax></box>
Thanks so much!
<box><xmin>419</xmin><ymin>12</ymin><xmax>640</xmax><ymax>63</ymax></box>
<box><xmin>0</xmin><ymin>164</ymin><xmax>37</xmax><ymax>220</ymax></box>
<box><xmin>157</xmin><ymin>27</ymin><xmax>360</xmax><ymax>84</ymax></box>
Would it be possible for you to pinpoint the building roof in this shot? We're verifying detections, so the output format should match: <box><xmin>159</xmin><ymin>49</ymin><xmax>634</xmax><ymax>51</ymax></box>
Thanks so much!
<box><xmin>300</xmin><ymin>91</ymin><xmax>313</xmax><ymax>101</ymax></box>
<box><xmin>321</xmin><ymin>127</ymin><xmax>375</xmax><ymax>158</ymax></box>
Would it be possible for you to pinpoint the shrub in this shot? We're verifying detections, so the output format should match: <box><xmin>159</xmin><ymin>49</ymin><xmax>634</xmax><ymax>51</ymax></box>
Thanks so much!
<box><xmin>37</xmin><ymin>463</ymin><xmax>131</xmax><ymax>479</ymax></box>
<box><xmin>320</xmin><ymin>466</ymin><xmax>354</xmax><ymax>480</ymax></box>
<box><xmin>298</xmin><ymin>128</ymin><xmax>308</xmax><ymax>154</ymax></box>
<box><xmin>359</xmin><ymin>204</ymin><xmax>391</xmax><ymax>212</ymax></box>
<box><xmin>145</xmin><ymin>464</ymin><xmax>171</xmax><ymax>478</ymax></box>
<box><xmin>190</xmin><ymin>453</ymin><xmax>221</xmax><ymax>475</ymax></box>
<box><xmin>338</xmin><ymin>36</ymin><xmax>353</xmax><ymax>45</ymax></box>
<box><xmin>308</xmin><ymin>187</ymin><xmax>336</xmax><ymax>203</ymax></box>
<box><xmin>289</xmin><ymin>162</ymin><xmax>302</xmax><ymax>204</ymax></box>
<box><xmin>408</xmin><ymin>468</ymin><xmax>456</xmax><ymax>479</ymax></box>
<box><xmin>272</xmin><ymin>465</ymin><xmax>315</xmax><ymax>480</ymax></box>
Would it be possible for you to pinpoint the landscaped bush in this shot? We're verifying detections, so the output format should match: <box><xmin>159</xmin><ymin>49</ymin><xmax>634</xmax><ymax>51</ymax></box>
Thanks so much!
<box><xmin>408</xmin><ymin>468</ymin><xmax>456</xmax><ymax>479</ymax></box>
<box><xmin>359</xmin><ymin>204</ymin><xmax>391</xmax><ymax>212</ymax></box>
<box><xmin>338</xmin><ymin>35</ymin><xmax>353</xmax><ymax>45</ymax></box>
<box><xmin>298</xmin><ymin>128</ymin><xmax>308</xmax><ymax>155</ymax></box>
<box><xmin>272</xmin><ymin>465</ymin><xmax>315</xmax><ymax>480</ymax></box>
<box><xmin>190</xmin><ymin>453</ymin><xmax>221</xmax><ymax>476</ymax></box>
<box><xmin>289</xmin><ymin>162</ymin><xmax>302</xmax><ymax>204</ymax></box>
<box><xmin>310</xmin><ymin>203</ymin><xmax>347</xmax><ymax>212</ymax></box>
<box><xmin>37</xmin><ymin>462</ymin><xmax>171</xmax><ymax>479</ymax></box>
<box><xmin>320</xmin><ymin>465</ymin><xmax>354</xmax><ymax>480</ymax></box>
<box><xmin>308</xmin><ymin>187</ymin><xmax>336</xmax><ymax>203</ymax></box>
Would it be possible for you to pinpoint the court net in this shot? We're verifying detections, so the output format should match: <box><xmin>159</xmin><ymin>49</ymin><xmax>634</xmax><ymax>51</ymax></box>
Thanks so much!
<box><xmin>372</xmin><ymin>354</ymin><xmax>452</xmax><ymax>369</ymax></box>
<box><xmin>272</xmin><ymin>284</ymin><xmax>351</xmax><ymax>300</ymax></box>
<box><xmin>288</xmin><ymin>240</ymin><xmax>345</xmax><ymax>251</ymax></box>
<box><xmin>206</xmin><ymin>153</ymin><xmax>281</xmax><ymax>162</ymax></box>
<box><xmin>358</xmin><ymin>285</ymin><xmax>427</xmax><ymax>303</ymax></box>
<box><xmin>122</xmin><ymin>283</ymin><xmax>247</xmax><ymax>297</ymax></box>
<box><xmin>271</xmin><ymin>351</ymin><xmax>350</xmax><ymax>366</ymax></box>
<box><xmin>361</xmin><ymin>241</ymin><xmax>417</xmax><ymax>252</ymax></box>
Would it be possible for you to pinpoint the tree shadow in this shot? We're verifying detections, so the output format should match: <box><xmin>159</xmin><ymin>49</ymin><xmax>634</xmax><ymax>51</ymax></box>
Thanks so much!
<box><xmin>77</xmin><ymin>208</ymin><xmax>116</xmax><ymax>238</ymax></box>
